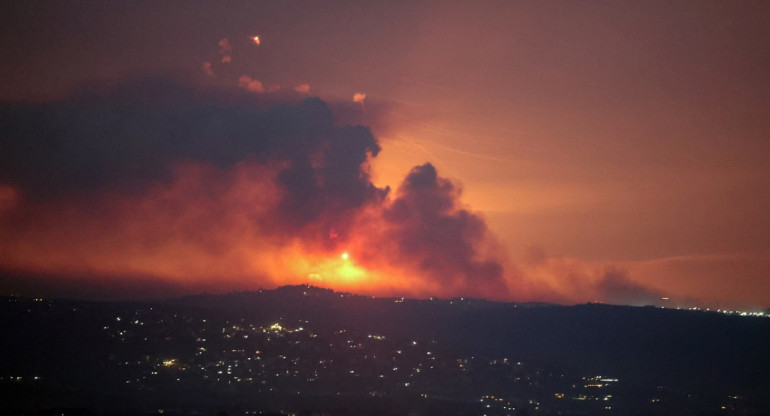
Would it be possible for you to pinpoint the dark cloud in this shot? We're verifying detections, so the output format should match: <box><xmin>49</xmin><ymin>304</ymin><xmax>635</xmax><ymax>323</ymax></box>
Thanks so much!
<box><xmin>383</xmin><ymin>163</ymin><xmax>506</xmax><ymax>295</ymax></box>
<box><xmin>1</xmin><ymin>77</ymin><xmax>673</xmax><ymax>305</ymax></box>
<box><xmin>0</xmin><ymin>77</ymin><xmax>384</xmax><ymax>235</ymax></box>
<box><xmin>0</xmin><ymin>77</ymin><xmax>509</xmax><ymax>299</ymax></box>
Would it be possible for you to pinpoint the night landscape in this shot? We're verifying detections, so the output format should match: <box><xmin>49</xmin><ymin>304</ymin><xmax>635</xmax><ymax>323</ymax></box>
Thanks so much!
<box><xmin>1</xmin><ymin>1</ymin><xmax>769</xmax><ymax>415</ymax></box>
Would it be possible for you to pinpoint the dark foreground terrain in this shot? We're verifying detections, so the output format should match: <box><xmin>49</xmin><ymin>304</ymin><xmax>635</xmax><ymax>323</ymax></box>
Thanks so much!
<box><xmin>1</xmin><ymin>285</ymin><xmax>769</xmax><ymax>416</ymax></box>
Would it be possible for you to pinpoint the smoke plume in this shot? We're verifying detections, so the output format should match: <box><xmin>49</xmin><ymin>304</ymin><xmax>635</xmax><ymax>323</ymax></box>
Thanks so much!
<box><xmin>0</xmin><ymin>77</ymin><xmax>508</xmax><ymax>300</ymax></box>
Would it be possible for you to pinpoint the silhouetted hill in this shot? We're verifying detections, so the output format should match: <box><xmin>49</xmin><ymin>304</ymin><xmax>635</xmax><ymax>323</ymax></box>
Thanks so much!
<box><xmin>167</xmin><ymin>285</ymin><xmax>770</xmax><ymax>392</ymax></box>
<box><xmin>2</xmin><ymin>285</ymin><xmax>769</xmax><ymax>415</ymax></box>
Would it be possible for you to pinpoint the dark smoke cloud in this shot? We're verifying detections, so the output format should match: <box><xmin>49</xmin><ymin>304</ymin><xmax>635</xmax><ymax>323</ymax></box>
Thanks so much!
<box><xmin>0</xmin><ymin>77</ymin><xmax>671</xmax><ymax>305</ymax></box>
<box><xmin>382</xmin><ymin>163</ymin><xmax>506</xmax><ymax>295</ymax></box>
<box><xmin>0</xmin><ymin>77</ymin><xmax>508</xmax><ymax>299</ymax></box>
<box><xmin>0</xmin><ymin>77</ymin><xmax>385</xmax><ymax>236</ymax></box>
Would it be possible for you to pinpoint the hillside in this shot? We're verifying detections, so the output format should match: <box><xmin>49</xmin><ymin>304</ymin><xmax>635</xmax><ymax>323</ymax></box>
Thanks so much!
<box><xmin>1</xmin><ymin>285</ymin><xmax>769</xmax><ymax>415</ymax></box>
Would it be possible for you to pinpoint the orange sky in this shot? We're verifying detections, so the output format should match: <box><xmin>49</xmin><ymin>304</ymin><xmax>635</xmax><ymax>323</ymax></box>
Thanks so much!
<box><xmin>0</xmin><ymin>1</ymin><xmax>769</xmax><ymax>309</ymax></box>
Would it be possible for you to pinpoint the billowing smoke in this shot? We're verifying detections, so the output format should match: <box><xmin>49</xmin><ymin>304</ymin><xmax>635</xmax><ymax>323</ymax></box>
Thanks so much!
<box><xmin>0</xmin><ymin>77</ymin><xmax>671</xmax><ymax>305</ymax></box>
<box><xmin>0</xmin><ymin>77</ymin><xmax>507</xmax><ymax>299</ymax></box>
<box><xmin>377</xmin><ymin>164</ymin><xmax>507</xmax><ymax>297</ymax></box>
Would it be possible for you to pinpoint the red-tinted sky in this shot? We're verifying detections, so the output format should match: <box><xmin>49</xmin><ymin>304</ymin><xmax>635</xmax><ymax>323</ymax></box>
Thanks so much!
<box><xmin>1</xmin><ymin>1</ymin><xmax>769</xmax><ymax>309</ymax></box>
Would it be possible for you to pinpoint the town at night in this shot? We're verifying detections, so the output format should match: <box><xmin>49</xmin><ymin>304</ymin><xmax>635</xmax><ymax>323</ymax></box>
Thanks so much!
<box><xmin>3</xmin><ymin>286</ymin><xmax>770</xmax><ymax>415</ymax></box>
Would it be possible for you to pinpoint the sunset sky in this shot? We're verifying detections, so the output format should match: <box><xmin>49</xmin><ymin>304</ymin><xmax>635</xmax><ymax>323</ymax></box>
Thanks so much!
<box><xmin>1</xmin><ymin>1</ymin><xmax>769</xmax><ymax>309</ymax></box>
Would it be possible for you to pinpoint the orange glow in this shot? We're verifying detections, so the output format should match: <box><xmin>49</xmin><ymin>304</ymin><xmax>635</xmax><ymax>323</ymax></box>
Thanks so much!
<box><xmin>0</xmin><ymin>159</ymin><xmax>516</xmax><ymax>301</ymax></box>
<box><xmin>0</xmin><ymin>155</ymin><xmax>687</xmax><ymax>306</ymax></box>
<box><xmin>0</xmin><ymin>117</ymin><xmax>697</xmax><ymax>306</ymax></box>
<box><xmin>0</xmin><ymin>155</ymin><xmax>692</xmax><ymax>306</ymax></box>
<box><xmin>252</xmin><ymin>35</ymin><xmax>261</xmax><ymax>45</ymax></box>
<box><xmin>294</xmin><ymin>84</ymin><xmax>310</xmax><ymax>94</ymax></box>
<box><xmin>201</xmin><ymin>61</ymin><xmax>214</xmax><ymax>77</ymax></box>
<box><xmin>238</xmin><ymin>75</ymin><xmax>264</xmax><ymax>93</ymax></box>
<box><xmin>306</xmin><ymin>252</ymin><xmax>368</xmax><ymax>286</ymax></box>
